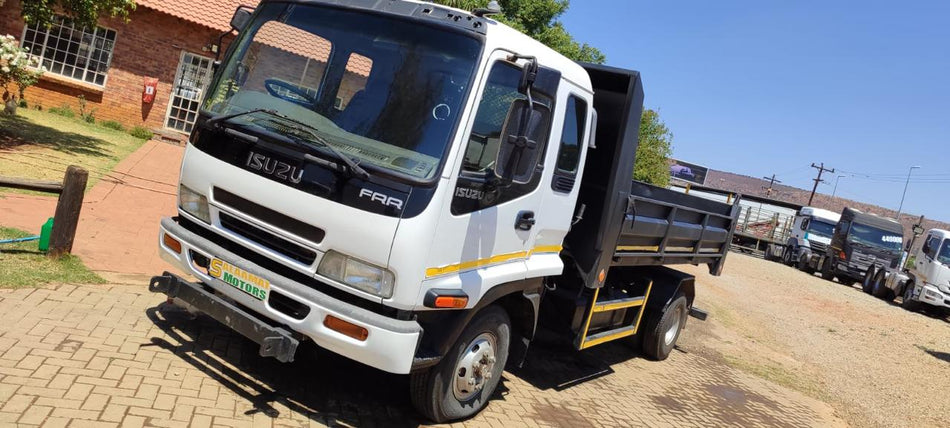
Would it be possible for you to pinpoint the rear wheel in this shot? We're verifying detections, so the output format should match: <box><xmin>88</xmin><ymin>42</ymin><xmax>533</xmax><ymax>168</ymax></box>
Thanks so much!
<box><xmin>797</xmin><ymin>255</ymin><xmax>813</xmax><ymax>273</ymax></box>
<box><xmin>410</xmin><ymin>305</ymin><xmax>510</xmax><ymax>423</ymax></box>
<box><xmin>642</xmin><ymin>295</ymin><xmax>688</xmax><ymax>361</ymax></box>
<box><xmin>782</xmin><ymin>247</ymin><xmax>794</xmax><ymax>265</ymax></box>
<box><xmin>871</xmin><ymin>269</ymin><xmax>891</xmax><ymax>300</ymax></box>
<box><xmin>861</xmin><ymin>267</ymin><xmax>876</xmax><ymax>294</ymax></box>
<box><xmin>819</xmin><ymin>257</ymin><xmax>835</xmax><ymax>281</ymax></box>
<box><xmin>900</xmin><ymin>281</ymin><xmax>921</xmax><ymax>311</ymax></box>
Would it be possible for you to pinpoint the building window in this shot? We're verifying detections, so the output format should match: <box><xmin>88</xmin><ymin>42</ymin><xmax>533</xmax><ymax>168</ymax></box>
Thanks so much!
<box><xmin>21</xmin><ymin>17</ymin><xmax>117</xmax><ymax>86</ymax></box>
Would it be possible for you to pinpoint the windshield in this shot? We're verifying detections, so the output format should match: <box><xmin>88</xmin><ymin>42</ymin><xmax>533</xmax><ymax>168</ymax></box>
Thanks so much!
<box><xmin>807</xmin><ymin>219</ymin><xmax>835</xmax><ymax>238</ymax></box>
<box><xmin>848</xmin><ymin>223</ymin><xmax>903</xmax><ymax>252</ymax></box>
<box><xmin>938</xmin><ymin>240</ymin><xmax>950</xmax><ymax>265</ymax></box>
<box><xmin>203</xmin><ymin>4</ymin><xmax>481</xmax><ymax>180</ymax></box>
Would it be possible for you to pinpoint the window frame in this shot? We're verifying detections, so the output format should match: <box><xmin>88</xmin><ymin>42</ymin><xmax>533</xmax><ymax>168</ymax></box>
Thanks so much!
<box><xmin>551</xmin><ymin>93</ymin><xmax>587</xmax><ymax>193</ymax></box>
<box><xmin>20</xmin><ymin>16</ymin><xmax>118</xmax><ymax>87</ymax></box>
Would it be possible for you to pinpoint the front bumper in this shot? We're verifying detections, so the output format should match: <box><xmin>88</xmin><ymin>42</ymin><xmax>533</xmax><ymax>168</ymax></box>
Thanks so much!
<box><xmin>155</xmin><ymin>217</ymin><xmax>422</xmax><ymax>374</ymax></box>
<box><xmin>919</xmin><ymin>284</ymin><xmax>950</xmax><ymax>309</ymax></box>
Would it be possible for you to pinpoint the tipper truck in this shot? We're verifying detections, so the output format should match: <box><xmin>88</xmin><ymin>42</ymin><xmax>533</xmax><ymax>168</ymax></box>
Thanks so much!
<box><xmin>148</xmin><ymin>0</ymin><xmax>741</xmax><ymax>421</ymax></box>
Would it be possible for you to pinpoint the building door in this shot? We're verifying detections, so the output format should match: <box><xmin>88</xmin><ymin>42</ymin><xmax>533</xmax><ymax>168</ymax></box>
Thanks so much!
<box><xmin>165</xmin><ymin>51</ymin><xmax>213</xmax><ymax>133</ymax></box>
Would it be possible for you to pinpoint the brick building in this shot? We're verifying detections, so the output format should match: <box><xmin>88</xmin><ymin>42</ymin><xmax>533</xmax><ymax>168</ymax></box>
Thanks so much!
<box><xmin>0</xmin><ymin>0</ymin><xmax>370</xmax><ymax>137</ymax></box>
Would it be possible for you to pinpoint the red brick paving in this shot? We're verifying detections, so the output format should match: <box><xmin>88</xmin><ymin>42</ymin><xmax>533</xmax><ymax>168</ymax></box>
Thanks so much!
<box><xmin>0</xmin><ymin>139</ymin><xmax>184</xmax><ymax>276</ymax></box>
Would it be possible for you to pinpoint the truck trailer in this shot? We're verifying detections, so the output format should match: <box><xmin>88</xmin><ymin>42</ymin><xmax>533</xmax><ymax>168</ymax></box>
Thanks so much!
<box><xmin>147</xmin><ymin>0</ymin><xmax>740</xmax><ymax>421</ymax></box>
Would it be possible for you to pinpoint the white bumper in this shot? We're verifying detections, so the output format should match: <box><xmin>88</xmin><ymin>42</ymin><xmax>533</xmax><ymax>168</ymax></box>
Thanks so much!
<box><xmin>158</xmin><ymin>217</ymin><xmax>421</xmax><ymax>374</ymax></box>
<box><xmin>919</xmin><ymin>284</ymin><xmax>950</xmax><ymax>309</ymax></box>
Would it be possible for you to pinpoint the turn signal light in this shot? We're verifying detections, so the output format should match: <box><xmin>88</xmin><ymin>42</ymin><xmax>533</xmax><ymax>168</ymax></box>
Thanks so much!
<box><xmin>163</xmin><ymin>233</ymin><xmax>182</xmax><ymax>254</ymax></box>
<box><xmin>839</xmin><ymin>250</ymin><xmax>847</xmax><ymax>260</ymax></box>
<box><xmin>434</xmin><ymin>296</ymin><xmax>469</xmax><ymax>309</ymax></box>
<box><xmin>324</xmin><ymin>315</ymin><xmax>368</xmax><ymax>341</ymax></box>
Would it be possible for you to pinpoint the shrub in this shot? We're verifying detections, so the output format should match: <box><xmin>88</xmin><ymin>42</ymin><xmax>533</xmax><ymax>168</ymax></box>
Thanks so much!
<box><xmin>77</xmin><ymin>94</ymin><xmax>96</xmax><ymax>124</ymax></box>
<box><xmin>100</xmin><ymin>120</ymin><xmax>124</xmax><ymax>131</ymax></box>
<box><xmin>18</xmin><ymin>99</ymin><xmax>26</xmax><ymax>108</ymax></box>
<box><xmin>129</xmin><ymin>126</ymin><xmax>153</xmax><ymax>140</ymax></box>
<box><xmin>48</xmin><ymin>104</ymin><xmax>75</xmax><ymax>118</ymax></box>
<box><xmin>0</xmin><ymin>34</ymin><xmax>44</xmax><ymax>115</ymax></box>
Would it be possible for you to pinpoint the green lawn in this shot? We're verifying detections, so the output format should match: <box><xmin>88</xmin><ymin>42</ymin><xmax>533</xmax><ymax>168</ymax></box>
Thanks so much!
<box><xmin>0</xmin><ymin>108</ymin><xmax>149</xmax><ymax>192</ymax></box>
<box><xmin>0</xmin><ymin>227</ymin><xmax>104</xmax><ymax>289</ymax></box>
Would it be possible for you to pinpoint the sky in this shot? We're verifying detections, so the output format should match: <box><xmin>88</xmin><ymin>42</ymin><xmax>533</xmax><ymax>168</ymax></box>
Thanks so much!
<box><xmin>561</xmin><ymin>0</ymin><xmax>950</xmax><ymax>222</ymax></box>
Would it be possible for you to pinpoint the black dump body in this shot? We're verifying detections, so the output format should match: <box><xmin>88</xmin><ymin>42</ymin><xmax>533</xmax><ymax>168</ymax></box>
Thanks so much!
<box><xmin>831</xmin><ymin>207</ymin><xmax>905</xmax><ymax>272</ymax></box>
<box><xmin>564</xmin><ymin>64</ymin><xmax>741</xmax><ymax>289</ymax></box>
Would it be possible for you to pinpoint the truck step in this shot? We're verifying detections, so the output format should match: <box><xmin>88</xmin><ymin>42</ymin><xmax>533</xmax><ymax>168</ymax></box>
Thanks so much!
<box><xmin>575</xmin><ymin>280</ymin><xmax>653</xmax><ymax>350</ymax></box>
<box><xmin>590</xmin><ymin>296</ymin><xmax>645</xmax><ymax>313</ymax></box>
<box><xmin>580</xmin><ymin>325</ymin><xmax>638</xmax><ymax>349</ymax></box>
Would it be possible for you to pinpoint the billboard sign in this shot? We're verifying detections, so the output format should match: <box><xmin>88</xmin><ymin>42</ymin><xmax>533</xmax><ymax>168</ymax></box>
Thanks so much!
<box><xmin>669</xmin><ymin>158</ymin><xmax>708</xmax><ymax>186</ymax></box>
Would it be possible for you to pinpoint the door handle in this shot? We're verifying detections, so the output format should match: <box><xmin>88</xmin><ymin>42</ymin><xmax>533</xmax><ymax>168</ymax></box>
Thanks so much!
<box><xmin>515</xmin><ymin>211</ymin><xmax>536</xmax><ymax>231</ymax></box>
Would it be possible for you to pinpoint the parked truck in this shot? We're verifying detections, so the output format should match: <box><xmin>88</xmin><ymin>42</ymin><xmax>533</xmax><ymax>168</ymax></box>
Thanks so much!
<box><xmin>780</xmin><ymin>207</ymin><xmax>841</xmax><ymax>272</ymax></box>
<box><xmin>806</xmin><ymin>207</ymin><xmax>904</xmax><ymax>286</ymax></box>
<box><xmin>147</xmin><ymin>0</ymin><xmax>740</xmax><ymax>421</ymax></box>
<box><xmin>865</xmin><ymin>229</ymin><xmax>950</xmax><ymax>312</ymax></box>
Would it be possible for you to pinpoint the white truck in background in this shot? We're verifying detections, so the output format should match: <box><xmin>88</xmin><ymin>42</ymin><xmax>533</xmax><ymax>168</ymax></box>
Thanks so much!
<box><xmin>781</xmin><ymin>207</ymin><xmax>841</xmax><ymax>272</ymax></box>
<box><xmin>867</xmin><ymin>228</ymin><xmax>950</xmax><ymax>313</ymax></box>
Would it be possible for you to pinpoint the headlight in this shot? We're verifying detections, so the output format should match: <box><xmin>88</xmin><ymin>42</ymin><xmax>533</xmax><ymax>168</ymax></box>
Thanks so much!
<box><xmin>179</xmin><ymin>185</ymin><xmax>210</xmax><ymax>223</ymax></box>
<box><xmin>318</xmin><ymin>251</ymin><xmax>394</xmax><ymax>298</ymax></box>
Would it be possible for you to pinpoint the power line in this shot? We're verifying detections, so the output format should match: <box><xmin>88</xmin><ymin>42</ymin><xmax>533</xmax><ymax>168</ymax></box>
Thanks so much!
<box><xmin>808</xmin><ymin>162</ymin><xmax>834</xmax><ymax>205</ymax></box>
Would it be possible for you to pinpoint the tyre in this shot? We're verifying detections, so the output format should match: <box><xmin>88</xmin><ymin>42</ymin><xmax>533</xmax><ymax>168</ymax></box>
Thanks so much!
<box><xmin>642</xmin><ymin>294</ymin><xmax>688</xmax><ymax>361</ymax></box>
<box><xmin>797</xmin><ymin>255</ymin><xmax>812</xmax><ymax>273</ymax></box>
<box><xmin>819</xmin><ymin>257</ymin><xmax>835</xmax><ymax>281</ymax></box>
<box><xmin>410</xmin><ymin>305</ymin><xmax>510</xmax><ymax>423</ymax></box>
<box><xmin>861</xmin><ymin>266</ymin><xmax>875</xmax><ymax>294</ymax></box>
<box><xmin>900</xmin><ymin>281</ymin><xmax>921</xmax><ymax>311</ymax></box>
<box><xmin>871</xmin><ymin>269</ymin><xmax>890</xmax><ymax>299</ymax></box>
<box><xmin>781</xmin><ymin>247</ymin><xmax>793</xmax><ymax>266</ymax></box>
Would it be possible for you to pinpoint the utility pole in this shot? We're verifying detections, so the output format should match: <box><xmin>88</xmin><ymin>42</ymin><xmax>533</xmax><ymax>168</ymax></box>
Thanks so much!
<box><xmin>832</xmin><ymin>174</ymin><xmax>846</xmax><ymax>197</ymax></box>
<box><xmin>762</xmin><ymin>174</ymin><xmax>781</xmax><ymax>197</ymax></box>
<box><xmin>808</xmin><ymin>162</ymin><xmax>834</xmax><ymax>205</ymax></box>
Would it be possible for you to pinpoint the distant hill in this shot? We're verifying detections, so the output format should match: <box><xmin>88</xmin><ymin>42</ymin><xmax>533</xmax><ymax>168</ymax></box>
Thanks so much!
<box><xmin>695</xmin><ymin>169</ymin><xmax>948</xmax><ymax>251</ymax></box>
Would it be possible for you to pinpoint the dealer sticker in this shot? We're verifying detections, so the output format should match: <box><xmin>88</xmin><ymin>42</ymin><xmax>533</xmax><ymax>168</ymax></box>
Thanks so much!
<box><xmin>208</xmin><ymin>258</ymin><xmax>269</xmax><ymax>301</ymax></box>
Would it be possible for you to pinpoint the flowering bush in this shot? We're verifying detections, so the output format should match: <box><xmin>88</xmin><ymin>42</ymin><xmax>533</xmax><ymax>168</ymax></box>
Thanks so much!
<box><xmin>1</xmin><ymin>34</ymin><xmax>45</xmax><ymax>114</ymax></box>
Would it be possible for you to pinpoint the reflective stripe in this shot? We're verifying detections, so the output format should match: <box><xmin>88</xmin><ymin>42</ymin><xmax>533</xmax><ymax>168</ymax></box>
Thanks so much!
<box><xmin>425</xmin><ymin>245</ymin><xmax>563</xmax><ymax>278</ymax></box>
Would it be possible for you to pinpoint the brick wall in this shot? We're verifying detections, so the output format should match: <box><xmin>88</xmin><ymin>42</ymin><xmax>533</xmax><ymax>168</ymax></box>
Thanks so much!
<box><xmin>0</xmin><ymin>1</ymin><xmax>221</xmax><ymax>131</ymax></box>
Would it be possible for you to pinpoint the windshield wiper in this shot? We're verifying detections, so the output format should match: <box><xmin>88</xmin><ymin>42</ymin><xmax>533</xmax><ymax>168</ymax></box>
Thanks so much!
<box><xmin>259</xmin><ymin>114</ymin><xmax>370</xmax><ymax>180</ymax></box>
<box><xmin>205</xmin><ymin>108</ymin><xmax>277</xmax><ymax>127</ymax></box>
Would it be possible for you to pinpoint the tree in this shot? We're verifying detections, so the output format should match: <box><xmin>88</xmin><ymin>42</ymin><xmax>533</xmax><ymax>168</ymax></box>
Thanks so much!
<box><xmin>19</xmin><ymin>0</ymin><xmax>136</xmax><ymax>29</ymax></box>
<box><xmin>634</xmin><ymin>109</ymin><xmax>674</xmax><ymax>187</ymax></box>
<box><xmin>431</xmin><ymin>0</ymin><xmax>605</xmax><ymax>63</ymax></box>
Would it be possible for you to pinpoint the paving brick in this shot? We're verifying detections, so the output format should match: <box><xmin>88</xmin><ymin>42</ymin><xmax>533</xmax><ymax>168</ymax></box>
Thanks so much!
<box><xmin>81</xmin><ymin>393</ymin><xmax>111</xmax><ymax>412</ymax></box>
<box><xmin>17</xmin><ymin>404</ymin><xmax>52</xmax><ymax>425</ymax></box>
<box><xmin>1</xmin><ymin>394</ymin><xmax>34</xmax><ymax>413</ymax></box>
<box><xmin>100</xmin><ymin>403</ymin><xmax>128</xmax><ymax>423</ymax></box>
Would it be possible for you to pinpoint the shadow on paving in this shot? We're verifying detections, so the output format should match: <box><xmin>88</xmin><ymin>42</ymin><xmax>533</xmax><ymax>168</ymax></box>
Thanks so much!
<box><xmin>145</xmin><ymin>305</ymin><xmax>513</xmax><ymax>427</ymax></box>
<box><xmin>0</xmin><ymin>114</ymin><xmax>111</xmax><ymax>156</ymax></box>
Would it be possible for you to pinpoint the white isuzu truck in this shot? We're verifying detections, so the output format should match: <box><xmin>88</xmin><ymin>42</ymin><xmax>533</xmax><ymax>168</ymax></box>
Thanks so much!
<box><xmin>866</xmin><ymin>229</ymin><xmax>950</xmax><ymax>313</ymax></box>
<box><xmin>148</xmin><ymin>0</ymin><xmax>740</xmax><ymax>421</ymax></box>
<box><xmin>781</xmin><ymin>207</ymin><xmax>840</xmax><ymax>272</ymax></box>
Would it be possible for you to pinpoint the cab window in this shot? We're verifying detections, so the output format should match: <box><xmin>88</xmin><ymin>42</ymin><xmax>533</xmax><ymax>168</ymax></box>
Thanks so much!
<box><xmin>552</xmin><ymin>95</ymin><xmax>586</xmax><ymax>192</ymax></box>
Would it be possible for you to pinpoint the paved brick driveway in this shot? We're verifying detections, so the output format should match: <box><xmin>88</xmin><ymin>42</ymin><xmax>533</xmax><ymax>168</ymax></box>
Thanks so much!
<box><xmin>0</xmin><ymin>283</ymin><xmax>841</xmax><ymax>427</ymax></box>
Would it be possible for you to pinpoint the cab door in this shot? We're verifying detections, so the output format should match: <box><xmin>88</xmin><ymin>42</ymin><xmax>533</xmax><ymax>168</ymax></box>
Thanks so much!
<box><xmin>423</xmin><ymin>52</ymin><xmax>556</xmax><ymax>294</ymax></box>
<box><xmin>917</xmin><ymin>233</ymin><xmax>941</xmax><ymax>284</ymax></box>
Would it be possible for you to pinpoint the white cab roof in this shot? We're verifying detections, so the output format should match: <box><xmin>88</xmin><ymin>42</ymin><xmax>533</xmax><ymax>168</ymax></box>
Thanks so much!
<box><xmin>800</xmin><ymin>207</ymin><xmax>841</xmax><ymax>223</ymax></box>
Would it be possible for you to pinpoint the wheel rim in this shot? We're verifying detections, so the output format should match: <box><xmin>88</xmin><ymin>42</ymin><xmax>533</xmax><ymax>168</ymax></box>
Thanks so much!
<box><xmin>664</xmin><ymin>306</ymin><xmax>684</xmax><ymax>346</ymax></box>
<box><xmin>453</xmin><ymin>332</ymin><xmax>497</xmax><ymax>401</ymax></box>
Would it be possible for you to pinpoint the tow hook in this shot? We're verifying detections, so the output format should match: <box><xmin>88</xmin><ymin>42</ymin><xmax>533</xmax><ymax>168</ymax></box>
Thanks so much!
<box><xmin>688</xmin><ymin>306</ymin><xmax>708</xmax><ymax>321</ymax></box>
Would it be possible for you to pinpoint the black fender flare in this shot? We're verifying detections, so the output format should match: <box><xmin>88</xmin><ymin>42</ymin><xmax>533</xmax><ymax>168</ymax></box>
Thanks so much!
<box><xmin>411</xmin><ymin>277</ymin><xmax>543</xmax><ymax>371</ymax></box>
<box><xmin>636</xmin><ymin>266</ymin><xmax>696</xmax><ymax>314</ymax></box>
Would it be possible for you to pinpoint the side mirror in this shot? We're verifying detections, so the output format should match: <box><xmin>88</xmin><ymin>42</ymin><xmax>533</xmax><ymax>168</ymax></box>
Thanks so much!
<box><xmin>230</xmin><ymin>6</ymin><xmax>254</xmax><ymax>32</ymax></box>
<box><xmin>494</xmin><ymin>99</ymin><xmax>551</xmax><ymax>184</ymax></box>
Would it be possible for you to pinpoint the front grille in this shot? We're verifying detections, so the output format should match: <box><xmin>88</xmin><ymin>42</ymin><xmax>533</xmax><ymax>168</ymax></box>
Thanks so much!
<box><xmin>177</xmin><ymin>216</ymin><xmax>400</xmax><ymax>319</ymax></box>
<box><xmin>809</xmin><ymin>241</ymin><xmax>827</xmax><ymax>254</ymax></box>
<box><xmin>213</xmin><ymin>187</ymin><xmax>325</xmax><ymax>244</ymax></box>
<box><xmin>219</xmin><ymin>212</ymin><xmax>317</xmax><ymax>265</ymax></box>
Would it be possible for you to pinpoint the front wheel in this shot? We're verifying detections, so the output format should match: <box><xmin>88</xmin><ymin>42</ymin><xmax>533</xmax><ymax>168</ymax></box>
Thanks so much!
<box><xmin>819</xmin><ymin>257</ymin><xmax>835</xmax><ymax>281</ymax></box>
<box><xmin>871</xmin><ymin>269</ymin><xmax>893</xmax><ymax>300</ymax></box>
<box><xmin>861</xmin><ymin>266</ymin><xmax>876</xmax><ymax>294</ymax></box>
<box><xmin>781</xmin><ymin>247</ymin><xmax>793</xmax><ymax>265</ymax></box>
<box><xmin>410</xmin><ymin>305</ymin><xmax>510</xmax><ymax>423</ymax></box>
<box><xmin>642</xmin><ymin>295</ymin><xmax>688</xmax><ymax>361</ymax></box>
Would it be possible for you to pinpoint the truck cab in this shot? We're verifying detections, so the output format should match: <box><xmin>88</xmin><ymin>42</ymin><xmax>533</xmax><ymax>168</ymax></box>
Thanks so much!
<box><xmin>148</xmin><ymin>0</ymin><xmax>739</xmax><ymax>421</ymax></box>
<box><xmin>817</xmin><ymin>207</ymin><xmax>904</xmax><ymax>285</ymax></box>
<box><xmin>874</xmin><ymin>229</ymin><xmax>950</xmax><ymax>311</ymax></box>
<box><xmin>784</xmin><ymin>207</ymin><xmax>840</xmax><ymax>271</ymax></box>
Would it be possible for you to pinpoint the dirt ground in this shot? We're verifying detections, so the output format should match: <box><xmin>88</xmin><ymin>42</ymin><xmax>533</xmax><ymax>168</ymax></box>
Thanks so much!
<box><xmin>679</xmin><ymin>253</ymin><xmax>950</xmax><ymax>428</ymax></box>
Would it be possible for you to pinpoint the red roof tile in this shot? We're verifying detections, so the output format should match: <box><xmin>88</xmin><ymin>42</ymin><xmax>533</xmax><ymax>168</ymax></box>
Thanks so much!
<box><xmin>138</xmin><ymin>0</ymin><xmax>371</xmax><ymax>76</ymax></box>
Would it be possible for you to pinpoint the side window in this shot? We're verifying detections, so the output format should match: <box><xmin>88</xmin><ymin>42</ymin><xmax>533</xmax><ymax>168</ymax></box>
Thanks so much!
<box><xmin>925</xmin><ymin>235</ymin><xmax>940</xmax><ymax>258</ymax></box>
<box><xmin>801</xmin><ymin>218</ymin><xmax>810</xmax><ymax>231</ymax></box>
<box><xmin>452</xmin><ymin>61</ymin><xmax>554</xmax><ymax>215</ymax></box>
<box><xmin>552</xmin><ymin>95</ymin><xmax>587</xmax><ymax>192</ymax></box>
